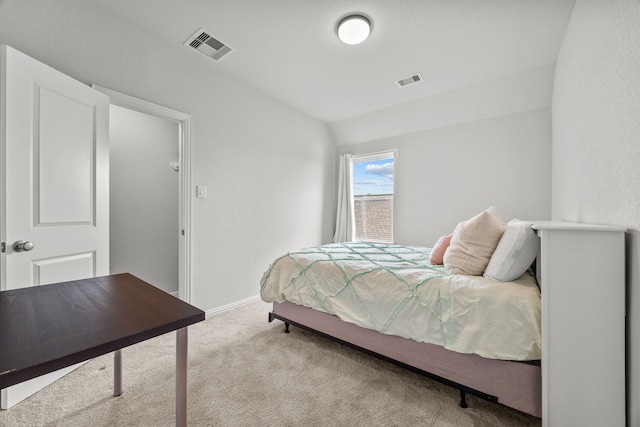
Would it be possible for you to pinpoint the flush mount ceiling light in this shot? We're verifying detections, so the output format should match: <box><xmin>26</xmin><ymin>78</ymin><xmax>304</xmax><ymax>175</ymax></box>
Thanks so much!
<box><xmin>337</xmin><ymin>14</ymin><xmax>371</xmax><ymax>45</ymax></box>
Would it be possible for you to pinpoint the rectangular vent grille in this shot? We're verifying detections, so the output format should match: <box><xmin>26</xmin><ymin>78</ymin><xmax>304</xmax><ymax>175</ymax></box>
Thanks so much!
<box><xmin>184</xmin><ymin>28</ymin><xmax>233</xmax><ymax>62</ymax></box>
<box><xmin>396</xmin><ymin>73</ymin><xmax>423</xmax><ymax>88</ymax></box>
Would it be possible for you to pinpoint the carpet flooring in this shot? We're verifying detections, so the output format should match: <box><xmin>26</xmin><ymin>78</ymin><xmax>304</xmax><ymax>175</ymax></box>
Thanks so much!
<box><xmin>0</xmin><ymin>300</ymin><xmax>541</xmax><ymax>426</ymax></box>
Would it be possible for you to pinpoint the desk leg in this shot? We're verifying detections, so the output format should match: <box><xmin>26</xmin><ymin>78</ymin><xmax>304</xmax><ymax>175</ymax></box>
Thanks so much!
<box><xmin>176</xmin><ymin>327</ymin><xmax>188</xmax><ymax>427</ymax></box>
<box><xmin>114</xmin><ymin>349</ymin><xmax>123</xmax><ymax>397</ymax></box>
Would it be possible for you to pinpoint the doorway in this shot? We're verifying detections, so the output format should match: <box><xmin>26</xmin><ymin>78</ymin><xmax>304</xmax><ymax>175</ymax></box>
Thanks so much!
<box><xmin>93</xmin><ymin>85</ymin><xmax>193</xmax><ymax>302</ymax></box>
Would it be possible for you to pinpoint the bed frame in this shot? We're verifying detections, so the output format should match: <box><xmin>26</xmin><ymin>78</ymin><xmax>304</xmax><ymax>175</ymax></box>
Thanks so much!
<box><xmin>268</xmin><ymin>300</ymin><xmax>541</xmax><ymax>418</ymax></box>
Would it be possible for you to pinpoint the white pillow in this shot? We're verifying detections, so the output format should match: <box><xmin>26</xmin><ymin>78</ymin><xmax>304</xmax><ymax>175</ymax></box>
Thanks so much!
<box><xmin>484</xmin><ymin>220</ymin><xmax>539</xmax><ymax>282</ymax></box>
<box><xmin>443</xmin><ymin>206</ymin><xmax>507</xmax><ymax>276</ymax></box>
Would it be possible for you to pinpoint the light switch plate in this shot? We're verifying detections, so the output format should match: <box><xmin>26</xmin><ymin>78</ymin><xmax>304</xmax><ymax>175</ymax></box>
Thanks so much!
<box><xmin>196</xmin><ymin>185</ymin><xmax>207</xmax><ymax>198</ymax></box>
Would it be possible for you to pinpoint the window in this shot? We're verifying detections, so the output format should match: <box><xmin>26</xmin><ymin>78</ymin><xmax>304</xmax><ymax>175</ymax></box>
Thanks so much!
<box><xmin>351</xmin><ymin>151</ymin><xmax>395</xmax><ymax>242</ymax></box>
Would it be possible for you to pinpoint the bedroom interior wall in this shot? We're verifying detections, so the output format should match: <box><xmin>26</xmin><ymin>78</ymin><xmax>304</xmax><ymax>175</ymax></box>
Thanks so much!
<box><xmin>336</xmin><ymin>73</ymin><xmax>553</xmax><ymax>247</ymax></box>
<box><xmin>551</xmin><ymin>0</ymin><xmax>640</xmax><ymax>424</ymax></box>
<box><xmin>0</xmin><ymin>0</ymin><xmax>336</xmax><ymax>313</ymax></box>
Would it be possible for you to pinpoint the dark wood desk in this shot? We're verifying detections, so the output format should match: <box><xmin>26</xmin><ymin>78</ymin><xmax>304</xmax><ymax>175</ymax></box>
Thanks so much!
<box><xmin>0</xmin><ymin>273</ymin><xmax>205</xmax><ymax>426</ymax></box>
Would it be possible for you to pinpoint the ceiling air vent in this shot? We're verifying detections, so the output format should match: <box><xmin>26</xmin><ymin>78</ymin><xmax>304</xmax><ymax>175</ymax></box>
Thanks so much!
<box><xmin>184</xmin><ymin>28</ymin><xmax>233</xmax><ymax>61</ymax></box>
<box><xmin>396</xmin><ymin>73</ymin><xmax>423</xmax><ymax>88</ymax></box>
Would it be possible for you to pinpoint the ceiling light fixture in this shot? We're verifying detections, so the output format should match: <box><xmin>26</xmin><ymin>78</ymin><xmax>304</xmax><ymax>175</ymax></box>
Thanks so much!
<box><xmin>337</xmin><ymin>14</ymin><xmax>371</xmax><ymax>45</ymax></box>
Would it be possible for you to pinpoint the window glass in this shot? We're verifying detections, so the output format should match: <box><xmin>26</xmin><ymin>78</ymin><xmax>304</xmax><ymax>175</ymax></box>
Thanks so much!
<box><xmin>352</xmin><ymin>152</ymin><xmax>394</xmax><ymax>242</ymax></box>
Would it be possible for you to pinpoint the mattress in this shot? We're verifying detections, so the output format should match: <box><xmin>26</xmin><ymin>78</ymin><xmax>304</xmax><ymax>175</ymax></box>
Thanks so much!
<box><xmin>260</xmin><ymin>242</ymin><xmax>541</xmax><ymax>361</ymax></box>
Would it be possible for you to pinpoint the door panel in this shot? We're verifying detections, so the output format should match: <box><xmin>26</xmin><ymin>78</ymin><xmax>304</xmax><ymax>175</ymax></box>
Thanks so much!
<box><xmin>0</xmin><ymin>45</ymin><xmax>109</xmax><ymax>408</ymax></box>
<box><xmin>33</xmin><ymin>252</ymin><xmax>95</xmax><ymax>285</ymax></box>
<box><xmin>37</xmin><ymin>84</ymin><xmax>95</xmax><ymax>225</ymax></box>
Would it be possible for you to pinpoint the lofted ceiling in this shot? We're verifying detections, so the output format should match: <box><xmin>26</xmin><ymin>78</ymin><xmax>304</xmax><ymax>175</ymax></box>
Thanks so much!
<box><xmin>87</xmin><ymin>0</ymin><xmax>576</xmax><ymax>124</ymax></box>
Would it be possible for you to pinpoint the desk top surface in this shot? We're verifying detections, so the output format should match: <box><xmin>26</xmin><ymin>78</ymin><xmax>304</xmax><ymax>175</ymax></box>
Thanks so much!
<box><xmin>0</xmin><ymin>273</ymin><xmax>205</xmax><ymax>389</ymax></box>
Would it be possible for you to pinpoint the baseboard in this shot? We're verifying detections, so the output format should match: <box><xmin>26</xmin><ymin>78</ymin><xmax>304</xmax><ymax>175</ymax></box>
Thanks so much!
<box><xmin>205</xmin><ymin>294</ymin><xmax>261</xmax><ymax>318</ymax></box>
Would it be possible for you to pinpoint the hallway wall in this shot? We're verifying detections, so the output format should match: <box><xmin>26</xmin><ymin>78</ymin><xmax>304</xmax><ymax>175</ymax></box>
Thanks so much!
<box><xmin>109</xmin><ymin>105</ymin><xmax>180</xmax><ymax>294</ymax></box>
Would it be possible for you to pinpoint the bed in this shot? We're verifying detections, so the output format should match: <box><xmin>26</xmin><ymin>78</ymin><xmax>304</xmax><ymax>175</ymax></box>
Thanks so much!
<box><xmin>260</xmin><ymin>240</ymin><xmax>542</xmax><ymax>417</ymax></box>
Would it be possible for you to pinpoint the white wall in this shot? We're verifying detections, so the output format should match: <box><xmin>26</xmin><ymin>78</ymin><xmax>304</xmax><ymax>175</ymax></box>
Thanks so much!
<box><xmin>337</xmin><ymin>71</ymin><xmax>553</xmax><ymax>247</ymax></box>
<box><xmin>109</xmin><ymin>105</ymin><xmax>179</xmax><ymax>294</ymax></box>
<box><xmin>0</xmin><ymin>0</ymin><xmax>336</xmax><ymax>312</ymax></box>
<box><xmin>552</xmin><ymin>0</ymin><xmax>640</xmax><ymax>424</ymax></box>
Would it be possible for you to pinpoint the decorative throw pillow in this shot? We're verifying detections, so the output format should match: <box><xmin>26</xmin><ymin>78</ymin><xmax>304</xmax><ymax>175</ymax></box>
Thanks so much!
<box><xmin>429</xmin><ymin>234</ymin><xmax>452</xmax><ymax>265</ymax></box>
<box><xmin>443</xmin><ymin>206</ymin><xmax>507</xmax><ymax>275</ymax></box>
<box><xmin>484</xmin><ymin>219</ymin><xmax>539</xmax><ymax>282</ymax></box>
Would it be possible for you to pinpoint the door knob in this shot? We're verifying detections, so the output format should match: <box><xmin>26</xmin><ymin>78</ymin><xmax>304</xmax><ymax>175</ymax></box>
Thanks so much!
<box><xmin>13</xmin><ymin>240</ymin><xmax>34</xmax><ymax>252</ymax></box>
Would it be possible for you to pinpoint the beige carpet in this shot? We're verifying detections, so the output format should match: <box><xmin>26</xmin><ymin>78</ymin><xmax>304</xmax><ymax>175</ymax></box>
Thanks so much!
<box><xmin>0</xmin><ymin>300</ymin><xmax>541</xmax><ymax>426</ymax></box>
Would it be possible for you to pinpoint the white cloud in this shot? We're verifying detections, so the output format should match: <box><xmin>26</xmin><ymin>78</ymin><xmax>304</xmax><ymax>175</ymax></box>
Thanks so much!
<box><xmin>355</xmin><ymin>179</ymin><xmax>384</xmax><ymax>186</ymax></box>
<box><xmin>364</xmin><ymin>162</ymin><xmax>394</xmax><ymax>179</ymax></box>
<box><xmin>353</xmin><ymin>178</ymin><xmax>393</xmax><ymax>195</ymax></box>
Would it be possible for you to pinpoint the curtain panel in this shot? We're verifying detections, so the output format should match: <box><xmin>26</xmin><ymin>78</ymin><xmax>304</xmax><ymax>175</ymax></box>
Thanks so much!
<box><xmin>332</xmin><ymin>154</ymin><xmax>354</xmax><ymax>242</ymax></box>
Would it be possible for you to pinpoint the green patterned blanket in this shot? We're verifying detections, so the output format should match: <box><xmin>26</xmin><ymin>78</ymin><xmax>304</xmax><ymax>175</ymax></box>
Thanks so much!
<box><xmin>260</xmin><ymin>242</ymin><xmax>541</xmax><ymax>361</ymax></box>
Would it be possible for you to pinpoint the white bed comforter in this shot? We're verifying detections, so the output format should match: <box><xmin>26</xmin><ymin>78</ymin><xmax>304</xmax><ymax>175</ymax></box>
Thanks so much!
<box><xmin>260</xmin><ymin>242</ymin><xmax>541</xmax><ymax>361</ymax></box>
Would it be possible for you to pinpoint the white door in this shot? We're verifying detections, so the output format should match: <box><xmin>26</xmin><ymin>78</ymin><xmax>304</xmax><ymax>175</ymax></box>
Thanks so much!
<box><xmin>0</xmin><ymin>46</ymin><xmax>109</xmax><ymax>408</ymax></box>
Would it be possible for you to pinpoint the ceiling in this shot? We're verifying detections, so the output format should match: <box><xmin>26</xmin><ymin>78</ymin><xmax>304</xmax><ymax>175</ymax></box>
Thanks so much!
<box><xmin>87</xmin><ymin>0</ymin><xmax>576</xmax><ymax>124</ymax></box>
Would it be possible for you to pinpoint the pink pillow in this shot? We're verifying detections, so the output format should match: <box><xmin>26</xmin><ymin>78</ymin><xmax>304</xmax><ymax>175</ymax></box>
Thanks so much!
<box><xmin>444</xmin><ymin>206</ymin><xmax>507</xmax><ymax>275</ymax></box>
<box><xmin>429</xmin><ymin>234</ymin><xmax>452</xmax><ymax>265</ymax></box>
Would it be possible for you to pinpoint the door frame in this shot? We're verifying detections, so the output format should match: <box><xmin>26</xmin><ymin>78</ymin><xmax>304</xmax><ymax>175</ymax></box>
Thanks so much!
<box><xmin>93</xmin><ymin>85</ymin><xmax>193</xmax><ymax>303</ymax></box>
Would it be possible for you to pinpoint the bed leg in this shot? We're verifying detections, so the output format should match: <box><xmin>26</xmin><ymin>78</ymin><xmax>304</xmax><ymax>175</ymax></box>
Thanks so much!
<box><xmin>459</xmin><ymin>390</ymin><xmax>468</xmax><ymax>408</ymax></box>
<box><xmin>284</xmin><ymin>322</ymin><xmax>290</xmax><ymax>333</ymax></box>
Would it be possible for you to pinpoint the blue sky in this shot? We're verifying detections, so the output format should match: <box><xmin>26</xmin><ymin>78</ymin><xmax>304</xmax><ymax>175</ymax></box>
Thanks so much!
<box><xmin>352</xmin><ymin>158</ymin><xmax>394</xmax><ymax>196</ymax></box>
